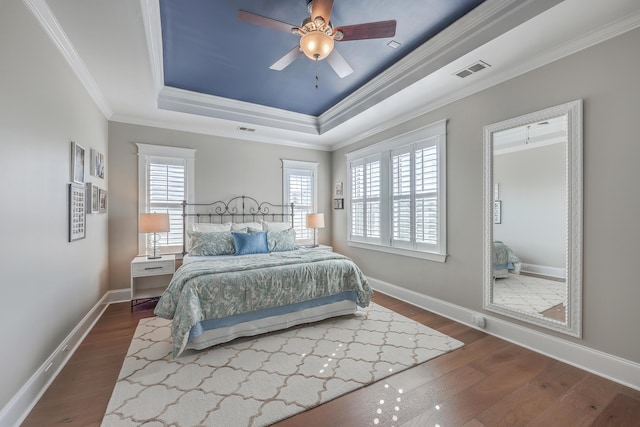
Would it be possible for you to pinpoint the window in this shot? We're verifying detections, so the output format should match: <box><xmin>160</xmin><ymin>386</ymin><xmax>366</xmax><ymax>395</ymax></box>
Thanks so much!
<box><xmin>346</xmin><ymin>120</ymin><xmax>447</xmax><ymax>262</ymax></box>
<box><xmin>282</xmin><ymin>159</ymin><xmax>318</xmax><ymax>244</ymax></box>
<box><xmin>137</xmin><ymin>144</ymin><xmax>195</xmax><ymax>255</ymax></box>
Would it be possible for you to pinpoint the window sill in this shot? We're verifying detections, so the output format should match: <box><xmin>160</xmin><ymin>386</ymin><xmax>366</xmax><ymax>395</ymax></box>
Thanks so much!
<box><xmin>347</xmin><ymin>241</ymin><xmax>447</xmax><ymax>263</ymax></box>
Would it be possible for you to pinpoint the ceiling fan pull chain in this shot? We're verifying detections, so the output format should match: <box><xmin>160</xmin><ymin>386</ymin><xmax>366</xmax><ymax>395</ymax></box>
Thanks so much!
<box><xmin>315</xmin><ymin>55</ymin><xmax>319</xmax><ymax>90</ymax></box>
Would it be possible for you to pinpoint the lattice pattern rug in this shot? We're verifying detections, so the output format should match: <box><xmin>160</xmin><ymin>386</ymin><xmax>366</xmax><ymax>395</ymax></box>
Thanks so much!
<box><xmin>102</xmin><ymin>303</ymin><xmax>463</xmax><ymax>426</ymax></box>
<box><xmin>493</xmin><ymin>273</ymin><xmax>566</xmax><ymax>315</ymax></box>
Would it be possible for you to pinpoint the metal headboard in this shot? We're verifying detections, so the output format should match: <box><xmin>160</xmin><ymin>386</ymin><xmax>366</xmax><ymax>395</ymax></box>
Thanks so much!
<box><xmin>182</xmin><ymin>195</ymin><xmax>294</xmax><ymax>255</ymax></box>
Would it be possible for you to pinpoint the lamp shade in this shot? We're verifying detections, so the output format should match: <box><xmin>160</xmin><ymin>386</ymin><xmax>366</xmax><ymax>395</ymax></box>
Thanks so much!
<box><xmin>306</xmin><ymin>213</ymin><xmax>325</xmax><ymax>229</ymax></box>
<box><xmin>139</xmin><ymin>213</ymin><xmax>170</xmax><ymax>233</ymax></box>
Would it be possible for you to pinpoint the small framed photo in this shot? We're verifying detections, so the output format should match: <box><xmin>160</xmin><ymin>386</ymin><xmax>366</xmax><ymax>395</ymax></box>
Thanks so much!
<box><xmin>99</xmin><ymin>189</ymin><xmax>108</xmax><ymax>213</ymax></box>
<box><xmin>493</xmin><ymin>200</ymin><xmax>502</xmax><ymax>224</ymax></box>
<box><xmin>71</xmin><ymin>141</ymin><xmax>85</xmax><ymax>184</ymax></box>
<box><xmin>69</xmin><ymin>183</ymin><xmax>86</xmax><ymax>241</ymax></box>
<box><xmin>334</xmin><ymin>182</ymin><xmax>343</xmax><ymax>197</ymax></box>
<box><xmin>333</xmin><ymin>198</ymin><xmax>344</xmax><ymax>209</ymax></box>
<box><xmin>90</xmin><ymin>149</ymin><xmax>105</xmax><ymax>179</ymax></box>
<box><xmin>86</xmin><ymin>183</ymin><xmax>99</xmax><ymax>214</ymax></box>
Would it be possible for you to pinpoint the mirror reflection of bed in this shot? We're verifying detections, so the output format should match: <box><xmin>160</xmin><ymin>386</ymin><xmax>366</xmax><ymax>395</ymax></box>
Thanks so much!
<box><xmin>492</xmin><ymin>115</ymin><xmax>568</xmax><ymax>323</ymax></box>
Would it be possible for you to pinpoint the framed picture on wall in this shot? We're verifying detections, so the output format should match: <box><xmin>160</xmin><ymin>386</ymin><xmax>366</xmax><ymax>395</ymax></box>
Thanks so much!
<box><xmin>90</xmin><ymin>149</ymin><xmax>105</xmax><ymax>179</ymax></box>
<box><xmin>493</xmin><ymin>200</ymin><xmax>502</xmax><ymax>224</ymax></box>
<box><xmin>71</xmin><ymin>141</ymin><xmax>85</xmax><ymax>184</ymax></box>
<box><xmin>69</xmin><ymin>183</ymin><xmax>86</xmax><ymax>241</ymax></box>
<box><xmin>86</xmin><ymin>183</ymin><xmax>99</xmax><ymax>214</ymax></box>
<box><xmin>333</xmin><ymin>198</ymin><xmax>344</xmax><ymax>209</ymax></box>
<box><xmin>99</xmin><ymin>189</ymin><xmax>108</xmax><ymax>213</ymax></box>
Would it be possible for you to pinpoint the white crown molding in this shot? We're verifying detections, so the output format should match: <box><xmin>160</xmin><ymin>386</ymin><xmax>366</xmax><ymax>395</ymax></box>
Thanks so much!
<box><xmin>330</xmin><ymin>8</ymin><xmax>640</xmax><ymax>152</ymax></box>
<box><xmin>140</xmin><ymin>0</ymin><xmax>164</xmax><ymax>93</ymax></box>
<box><xmin>109</xmin><ymin>113</ymin><xmax>331</xmax><ymax>152</ymax></box>
<box><xmin>158</xmin><ymin>86</ymin><xmax>320</xmax><ymax>135</ymax></box>
<box><xmin>21</xmin><ymin>0</ymin><xmax>112</xmax><ymax>119</ymax></box>
<box><xmin>369</xmin><ymin>277</ymin><xmax>640</xmax><ymax>392</ymax></box>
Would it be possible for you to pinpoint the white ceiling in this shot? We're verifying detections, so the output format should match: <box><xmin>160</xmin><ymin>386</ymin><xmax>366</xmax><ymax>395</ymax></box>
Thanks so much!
<box><xmin>29</xmin><ymin>0</ymin><xmax>640</xmax><ymax>151</ymax></box>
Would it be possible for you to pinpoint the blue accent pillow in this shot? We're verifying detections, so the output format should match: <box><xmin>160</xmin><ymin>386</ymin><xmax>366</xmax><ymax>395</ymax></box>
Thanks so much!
<box><xmin>233</xmin><ymin>231</ymin><xmax>269</xmax><ymax>255</ymax></box>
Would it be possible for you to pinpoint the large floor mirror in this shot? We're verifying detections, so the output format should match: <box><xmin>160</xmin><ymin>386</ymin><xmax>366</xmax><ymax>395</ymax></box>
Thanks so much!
<box><xmin>483</xmin><ymin>100</ymin><xmax>582</xmax><ymax>337</ymax></box>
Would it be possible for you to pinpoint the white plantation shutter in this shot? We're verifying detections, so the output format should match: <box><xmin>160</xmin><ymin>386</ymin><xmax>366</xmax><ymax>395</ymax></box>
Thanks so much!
<box><xmin>392</xmin><ymin>147</ymin><xmax>412</xmax><ymax>246</ymax></box>
<box><xmin>415</xmin><ymin>144</ymin><xmax>438</xmax><ymax>246</ymax></box>
<box><xmin>350</xmin><ymin>157</ymin><xmax>381</xmax><ymax>243</ymax></box>
<box><xmin>147</xmin><ymin>159</ymin><xmax>185</xmax><ymax>251</ymax></box>
<box><xmin>346</xmin><ymin>120</ymin><xmax>446</xmax><ymax>261</ymax></box>
<box><xmin>283</xmin><ymin>160</ymin><xmax>317</xmax><ymax>243</ymax></box>
<box><xmin>138</xmin><ymin>144</ymin><xmax>195</xmax><ymax>256</ymax></box>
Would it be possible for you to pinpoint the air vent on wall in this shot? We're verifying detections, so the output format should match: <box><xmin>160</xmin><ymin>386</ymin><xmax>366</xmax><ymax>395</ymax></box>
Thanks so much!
<box><xmin>454</xmin><ymin>60</ymin><xmax>491</xmax><ymax>78</ymax></box>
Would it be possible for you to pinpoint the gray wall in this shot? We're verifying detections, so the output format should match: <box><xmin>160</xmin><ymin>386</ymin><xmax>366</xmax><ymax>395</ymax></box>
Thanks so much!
<box><xmin>494</xmin><ymin>143</ymin><xmax>566</xmax><ymax>270</ymax></box>
<box><xmin>0</xmin><ymin>0</ymin><xmax>109</xmax><ymax>410</ymax></box>
<box><xmin>332</xmin><ymin>27</ymin><xmax>640</xmax><ymax>364</ymax></box>
<box><xmin>107</xmin><ymin>123</ymin><xmax>332</xmax><ymax>290</ymax></box>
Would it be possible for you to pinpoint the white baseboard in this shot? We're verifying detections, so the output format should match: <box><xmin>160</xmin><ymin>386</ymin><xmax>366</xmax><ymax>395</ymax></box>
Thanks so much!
<box><xmin>0</xmin><ymin>288</ymin><xmax>130</xmax><ymax>427</ymax></box>
<box><xmin>521</xmin><ymin>263</ymin><xmax>566</xmax><ymax>279</ymax></box>
<box><xmin>369</xmin><ymin>276</ymin><xmax>640</xmax><ymax>392</ymax></box>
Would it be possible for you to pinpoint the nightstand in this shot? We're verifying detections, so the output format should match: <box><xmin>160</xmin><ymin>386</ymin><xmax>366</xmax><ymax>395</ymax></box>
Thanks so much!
<box><xmin>131</xmin><ymin>254</ymin><xmax>175</xmax><ymax>311</ymax></box>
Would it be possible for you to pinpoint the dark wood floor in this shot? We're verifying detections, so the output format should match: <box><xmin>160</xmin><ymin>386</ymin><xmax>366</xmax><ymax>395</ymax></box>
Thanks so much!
<box><xmin>23</xmin><ymin>294</ymin><xmax>640</xmax><ymax>426</ymax></box>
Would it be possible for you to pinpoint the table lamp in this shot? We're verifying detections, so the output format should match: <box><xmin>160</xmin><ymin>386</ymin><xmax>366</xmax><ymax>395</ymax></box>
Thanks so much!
<box><xmin>139</xmin><ymin>213</ymin><xmax>170</xmax><ymax>259</ymax></box>
<box><xmin>306</xmin><ymin>213</ymin><xmax>325</xmax><ymax>247</ymax></box>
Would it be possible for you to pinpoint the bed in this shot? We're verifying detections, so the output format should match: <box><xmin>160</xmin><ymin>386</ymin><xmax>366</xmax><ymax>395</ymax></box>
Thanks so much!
<box><xmin>153</xmin><ymin>196</ymin><xmax>373</xmax><ymax>357</ymax></box>
<box><xmin>493</xmin><ymin>241</ymin><xmax>522</xmax><ymax>278</ymax></box>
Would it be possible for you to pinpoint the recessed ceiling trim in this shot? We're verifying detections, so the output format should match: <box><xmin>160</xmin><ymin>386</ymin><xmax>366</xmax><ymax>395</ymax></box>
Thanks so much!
<box><xmin>330</xmin><ymin>7</ymin><xmax>640</xmax><ymax>152</ymax></box>
<box><xmin>142</xmin><ymin>0</ymin><xmax>562</xmax><ymax>136</ymax></box>
<box><xmin>318</xmin><ymin>0</ymin><xmax>563</xmax><ymax>135</ymax></box>
<box><xmin>22</xmin><ymin>0</ymin><xmax>112</xmax><ymax>118</ymax></box>
<box><xmin>158</xmin><ymin>86</ymin><xmax>320</xmax><ymax>135</ymax></box>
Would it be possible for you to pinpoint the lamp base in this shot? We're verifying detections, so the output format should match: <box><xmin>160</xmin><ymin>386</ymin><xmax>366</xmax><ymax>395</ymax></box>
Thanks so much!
<box><xmin>146</xmin><ymin>255</ymin><xmax>162</xmax><ymax>259</ymax></box>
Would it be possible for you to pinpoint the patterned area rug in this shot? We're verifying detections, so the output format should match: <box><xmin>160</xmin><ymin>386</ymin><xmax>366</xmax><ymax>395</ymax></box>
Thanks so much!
<box><xmin>102</xmin><ymin>304</ymin><xmax>463</xmax><ymax>426</ymax></box>
<box><xmin>493</xmin><ymin>273</ymin><xmax>566</xmax><ymax>315</ymax></box>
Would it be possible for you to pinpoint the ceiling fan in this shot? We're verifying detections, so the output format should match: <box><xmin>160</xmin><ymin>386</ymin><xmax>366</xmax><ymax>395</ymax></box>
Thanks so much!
<box><xmin>238</xmin><ymin>0</ymin><xmax>396</xmax><ymax>79</ymax></box>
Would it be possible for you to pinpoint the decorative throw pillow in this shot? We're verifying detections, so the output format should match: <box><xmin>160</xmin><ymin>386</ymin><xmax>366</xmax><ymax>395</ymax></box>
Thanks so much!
<box><xmin>262</xmin><ymin>220</ymin><xmax>292</xmax><ymax>232</ymax></box>
<box><xmin>187</xmin><ymin>231</ymin><xmax>235</xmax><ymax>256</ymax></box>
<box><xmin>231</xmin><ymin>222</ymin><xmax>263</xmax><ymax>231</ymax></box>
<box><xmin>191</xmin><ymin>222</ymin><xmax>232</xmax><ymax>232</ymax></box>
<box><xmin>267</xmin><ymin>228</ymin><xmax>298</xmax><ymax>252</ymax></box>
<box><xmin>232</xmin><ymin>231</ymin><xmax>269</xmax><ymax>255</ymax></box>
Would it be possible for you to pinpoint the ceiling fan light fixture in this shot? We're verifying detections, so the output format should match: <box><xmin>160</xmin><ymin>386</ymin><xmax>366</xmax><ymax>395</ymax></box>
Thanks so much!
<box><xmin>300</xmin><ymin>31</ymin><xmax>334</xmax><ymax>60</ymax></box>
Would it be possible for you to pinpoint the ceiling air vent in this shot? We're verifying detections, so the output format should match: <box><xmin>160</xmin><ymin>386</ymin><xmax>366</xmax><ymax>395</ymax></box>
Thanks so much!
<box><xmin>237</xmin><ymin>126</ymin><xmax>256</xmax><ymax>132</ymax></box>
<box><xmin>454</xmin><ymin>60</ymin><xmax>491</xmax><ymax>78</ymax></box>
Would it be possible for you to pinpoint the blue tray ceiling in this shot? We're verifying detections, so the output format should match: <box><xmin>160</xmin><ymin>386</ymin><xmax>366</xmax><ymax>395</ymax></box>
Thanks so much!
<box><xmin>160</xmin><ymin>0</ymin><xmax>485</xmax><ymax>117</ymax></box>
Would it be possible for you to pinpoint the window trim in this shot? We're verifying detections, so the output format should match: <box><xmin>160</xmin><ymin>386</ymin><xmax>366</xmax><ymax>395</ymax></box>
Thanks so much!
<box><xmin>346</xmin><ymin>119</ymin><xmax>447</xmax><ymax>262</ymax></box>
<box><xmin>282</xmin><ymin>159</ymin><xmax>318</xmax><ymax>245</ymax></box>
<box><xmin>137</xmin><ymin>143</ymin><xmax>195</xmax><ymax>256</ymax></box>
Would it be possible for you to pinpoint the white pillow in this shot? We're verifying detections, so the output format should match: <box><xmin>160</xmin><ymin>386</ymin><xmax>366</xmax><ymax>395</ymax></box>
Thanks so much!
<box><xmin>231</xmin><ymin>222</ymin><xmax>263</xmax><ymax>231</ymax></box>
<box><xmin>192</xmin><ymin>222</ymin><xmax>232</xmax><ymax>232</ymax></box>
<box><xmin>262</xmin><ymin>221</ymin><xmax>292</xmax><ymax>232</ymax></box>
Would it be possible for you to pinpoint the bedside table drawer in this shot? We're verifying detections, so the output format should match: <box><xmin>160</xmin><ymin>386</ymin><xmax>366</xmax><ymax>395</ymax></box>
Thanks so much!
<box><xmin>131</xmin><ymin>260</ymin><xmax>174</xmax><ymax>277</ymax></box>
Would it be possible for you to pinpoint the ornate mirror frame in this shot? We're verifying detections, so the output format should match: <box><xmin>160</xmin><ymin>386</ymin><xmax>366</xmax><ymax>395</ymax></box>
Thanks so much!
<box><xmin>483</xmin><ymin>100</ymin><xmax>583</xmax><ymax>337</ymax></box>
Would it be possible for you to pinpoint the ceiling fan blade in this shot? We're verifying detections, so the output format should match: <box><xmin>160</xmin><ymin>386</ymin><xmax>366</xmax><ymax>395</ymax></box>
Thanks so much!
<box><xmin>326</xmin><ymin>49</ymin><xmax>353</xmax><ymax>78</ymax></box>
<box><xmin>311</xmin><ymin>0</ymin><xmax>334</xmax><ymax>24</ymax></box>
<box><xmin>336</xmin><ymin>20</ymin><xmax>397</xmax><ymax>41</ymax></box>
<box><xmin>269</xmin><ymin>46</ymin><xmax>303</xmax><ymax>71</ymax></box>
<box><xmin>237</xmin><ymin>10</ymin><xmax>295</xmax><ymax>33</ymax></box>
